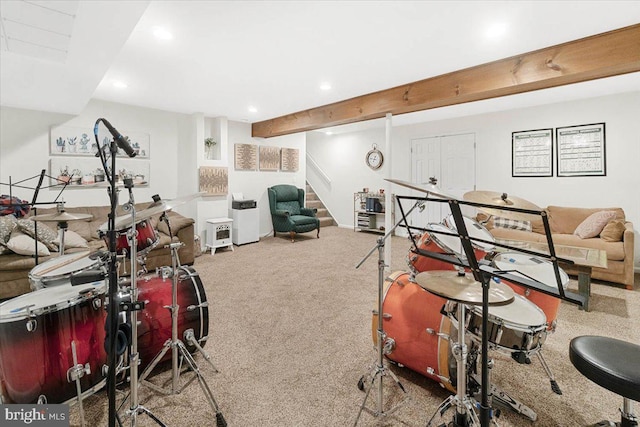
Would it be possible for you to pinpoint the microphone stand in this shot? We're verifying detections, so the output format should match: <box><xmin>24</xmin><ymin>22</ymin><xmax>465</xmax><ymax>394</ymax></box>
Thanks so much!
<box><xmin>105</xmin><ymin>136</ymin><xmax>120</xmax><ymax>427</ymax></box>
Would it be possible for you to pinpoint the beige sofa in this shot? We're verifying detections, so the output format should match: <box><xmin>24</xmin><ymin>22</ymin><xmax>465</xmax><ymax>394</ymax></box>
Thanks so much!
<box><xmin>484</xmin><ymin>206</ymin><xmax>634</xmax><ymax>289</ymax></box>
<box><xmin>0</xmin><ymin>203</ymin><xmax>195</xmax><ymax>300</ymax></box>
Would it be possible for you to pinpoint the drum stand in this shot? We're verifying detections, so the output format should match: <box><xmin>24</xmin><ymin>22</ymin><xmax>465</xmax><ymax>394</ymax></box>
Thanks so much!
<box><xmin>427</xmin><ymin>302</ymin><xmax>483</xmax><ymax>427</ymax></box>
<box><xmin>136</xmin><ymin>220</ymin><xmax>226</xmax><ymax>427</ymax></box>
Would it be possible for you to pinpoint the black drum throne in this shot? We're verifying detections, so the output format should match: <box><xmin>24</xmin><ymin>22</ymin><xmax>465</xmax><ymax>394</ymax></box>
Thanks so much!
<box><xmin>569</xmin><ymin>336</ymin><xmax>639</xmax><ymax>427</ymax></box>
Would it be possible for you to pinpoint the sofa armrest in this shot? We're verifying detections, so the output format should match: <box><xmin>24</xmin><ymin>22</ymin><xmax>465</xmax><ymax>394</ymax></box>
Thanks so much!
<box><xmin>621</xmin><ymin>221</ymin><xmax>635</xmax><ymax>289</ymax></box>
<box><xmin>176</xmin><ymin>223</ymin><xmax>195</xmax><ymax>265</ymax></box>
<box><xmin>157</xmin><ymin>212</ymin><xmax>194</xmax><ymax>235</ymax></box>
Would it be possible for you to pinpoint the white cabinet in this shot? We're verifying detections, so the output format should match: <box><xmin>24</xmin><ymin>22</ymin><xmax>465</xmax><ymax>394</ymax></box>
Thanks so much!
<box><xmin>230</xmin><ymin>208</ymin><xmax>259</xmax><ymax>245</ymax></box>
<box><xmin>353</xmin><ymin>192</ymin><xmax>393</xmax><ymax>234</ymax></box>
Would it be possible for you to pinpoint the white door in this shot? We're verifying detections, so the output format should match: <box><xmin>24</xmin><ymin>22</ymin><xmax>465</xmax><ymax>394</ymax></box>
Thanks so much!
<box><xmin>409</xmin><ymin>133</ymin><xmax>476</xmax><ymax>230</ymax></box>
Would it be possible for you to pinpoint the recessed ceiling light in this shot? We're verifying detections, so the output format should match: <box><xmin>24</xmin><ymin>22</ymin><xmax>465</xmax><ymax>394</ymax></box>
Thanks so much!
<box><xmin>485</xmin><ymin>23</ymin><xmax>507</xmax><ymax>40</ymax></box>
<box><xmin>320</xmin><ymin>82</ymin><xmax>332</xmax><ymax>91</ymax></box>
<box><xmin>325</xmin><ymin>131</ymin><xmax>333</xmax><ymax>135</ymax></box>
<box><xmin>113</xmin><ymin>81</ymin><xmax>128</xmax><ymax>89</ymax></box>
<box><xmin>248</xmin><ymin>106</ymin><xmax>258</xmax><ymax>113</ymax></box>
<box><xmin>153</xmin><ymin>27</ymin><xmax>173</xmax><ymax>40</ymax></box>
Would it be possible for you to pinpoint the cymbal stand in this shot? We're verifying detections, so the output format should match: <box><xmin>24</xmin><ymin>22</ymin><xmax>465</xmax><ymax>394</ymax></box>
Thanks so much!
<box><xmin>137</xmin><ymin>219</ymin><xmax>226</xmax><ymax>427</ymax></box>
<box><xmin>119</xmin><ymin>179</ymin><xmax>165</xmax><ymax>427</ymax></box>
<box><xmin>427</xmin><ymin>302</ymin><xmax>481</xmax><ymax>427</ymax></box>
<box><xmin>353</xmin><ymin>201</ymin><xmax>424</xmax><ymax>426</ymax></box>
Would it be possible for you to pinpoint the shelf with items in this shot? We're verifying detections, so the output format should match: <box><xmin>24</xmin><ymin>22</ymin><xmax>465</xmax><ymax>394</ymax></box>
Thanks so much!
<box><xmin>353</xmin><ymin>191</ymin><xmax>394</xmax><ymax>234</ymax></box>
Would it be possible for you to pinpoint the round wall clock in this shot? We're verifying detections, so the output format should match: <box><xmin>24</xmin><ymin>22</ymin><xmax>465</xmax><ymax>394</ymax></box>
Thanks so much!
<box><xmin>365</xmin><ymin>145</ymin><xmax>384</xmax><ymax>170</ymax></box>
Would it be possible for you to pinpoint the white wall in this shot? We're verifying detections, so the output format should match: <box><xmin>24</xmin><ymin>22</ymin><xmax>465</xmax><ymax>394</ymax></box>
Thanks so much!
<box><xmin>227</xmin><ymin>121</ymin><xmax>307</xmax><ymax>237</ymax></box>
<box><xmin>1</xmin><ymin>100</ymin><xmax>191</xmax><ymax>208</ymax></box>
<box><xmin>0</xmin><ymin>101</ymin><xmax>307</xmax><ymax>248</ymax></box>
<box><xmin>308</xmin><ymin>92</ymin><xmax>640</xmax><ymax>267</ymax></box>
<box><xmin>307</xmin><ymin>123</ymin><xmax>387</xmax><ymax>228</ymax></box>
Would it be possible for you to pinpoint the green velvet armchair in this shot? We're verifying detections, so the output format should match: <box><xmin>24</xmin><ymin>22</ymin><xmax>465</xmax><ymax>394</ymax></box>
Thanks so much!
<box><xmin>268</xmin><ymin>184</ymin><xmax>320</xmax><ymax>242</ymax></box>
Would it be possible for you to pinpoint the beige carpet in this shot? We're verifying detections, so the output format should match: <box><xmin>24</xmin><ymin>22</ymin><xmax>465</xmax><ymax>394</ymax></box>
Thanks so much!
<box><xmin>72</xmin><ymin>226</ymin><xmax>639</xmax><ymax>426</ymax></box>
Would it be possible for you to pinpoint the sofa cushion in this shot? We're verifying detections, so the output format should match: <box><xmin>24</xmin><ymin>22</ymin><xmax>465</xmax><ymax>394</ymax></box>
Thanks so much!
<box><xmin>53</xmin><ymin>230</ymin><xmax>89</xmax><ymax>248</ymax></box>
<box><xmin>547</xmin><ymin>206</ymin><xmax>625</xmax><ymax>234</ymax></box>
<box><xmin>0</xmin><ymin>215</ymin><xmax>18</xmax><ymax>254</ymax></box>
<box><xmin>16</xmin><ymin>219</ymin><xmax>59</xmax><ymax>251</ymax></box>
<box><xmin>6</xmin><ymin>229</ymin><xmax>51</xmax><ymax>256</ymax></box>
<box><xmin>574</xmin><ymin>211</ymin><xmax>617</xmax><ymax>239</ymax></box>
<box><xmin>600</xmin><ymin>220</ymin><xmax>626</xmax><ymax>242</ymax></box>
<box><xmin>494</xmin><ymin>217</ymin><xmax>532</xmax><ymax>232</ymax></box>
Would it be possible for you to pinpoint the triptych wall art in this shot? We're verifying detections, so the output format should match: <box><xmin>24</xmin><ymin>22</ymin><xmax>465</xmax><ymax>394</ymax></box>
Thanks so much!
<box><xmin>234</xmin><ymin>144</ymin><xmax>299</xmax><ymax>172</ymax></box>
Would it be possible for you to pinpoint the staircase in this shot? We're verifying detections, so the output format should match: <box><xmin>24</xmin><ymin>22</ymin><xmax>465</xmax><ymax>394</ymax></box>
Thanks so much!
<box><xmin>306</xmin><ymin>183</ymin><xmax>336</xmax><ymax>227</ymax></box>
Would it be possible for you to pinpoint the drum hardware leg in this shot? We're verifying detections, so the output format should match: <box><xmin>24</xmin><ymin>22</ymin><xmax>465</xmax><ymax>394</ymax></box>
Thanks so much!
<box><xmin>137</xmin><ymin>242</ymin><xmax>226</xmax><ymax>425</ymax></box>
<box><xmin>185</xmin><ymin>329</ymin><xmax>219</xmax><ymax>372</ymax></box>
<box><xmin>427</xmin><ymin>303</ymin><xmax>487</xmax><ymax>427</ymax></box>
<box><xmin>354</xmin><ymin>235</ymin><xmax>411</xmax><ymax>426</ymax></box>
<box><xmin>68</xmin><ymin>341</ymin><xmax>88</xmax><ymax>427</ymax></box>
<box><xmin>535</xmin><ymin>351</ymin><xmax>562</xmax><ymax>395</ymax></box>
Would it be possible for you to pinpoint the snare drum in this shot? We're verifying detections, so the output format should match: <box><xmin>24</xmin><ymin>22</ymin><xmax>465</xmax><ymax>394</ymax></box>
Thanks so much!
<box><xmin>28</xmin><ymin>252</ymin><xmax>99</xmax><ymax>290</ymax></box>
<box><xmin>0</xmin><ymin>282</ymin><xmax>107</xmax><ymax>404</ymax></box>
<box><xmin>408</xmin><ymin>222</ymin><xmax>488</xmax><ymax>273</ymax></box>
<box><xmin>119</xmin><ymin>266</ymin><xmax>209</xmax><ymax>372</ymax></box>
<box><xmin>99</xmin><ymin>218</ymin><xmax>159</xmax><ymax>256</ymax></box>
<box><xmin>463</xmin><ymin>294</ymin><xmax>548</xmax><ymax>355</ymax></box>
<box><xmin>492</xmin><ymin>252</ymin><xmax>569</xmax><ymax>330</ymax></box>
<box><xmin>372</xmin><ymin>271</ymin><xmax>456</xmax><ymax>392</ymax></box>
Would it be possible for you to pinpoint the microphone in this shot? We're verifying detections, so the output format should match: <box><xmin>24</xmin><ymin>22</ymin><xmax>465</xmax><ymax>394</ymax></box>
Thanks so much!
<box><xmin>101</xmin><ymin>118</ymin><xmax>137</xmax><ymax>158</ymax></box>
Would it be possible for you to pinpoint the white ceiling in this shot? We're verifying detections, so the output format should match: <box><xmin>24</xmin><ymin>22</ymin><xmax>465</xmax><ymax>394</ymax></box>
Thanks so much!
<box><xmin>1</xmin><ymin>1</ymin><xmax>639</xmax><ymax>129</ymax></box>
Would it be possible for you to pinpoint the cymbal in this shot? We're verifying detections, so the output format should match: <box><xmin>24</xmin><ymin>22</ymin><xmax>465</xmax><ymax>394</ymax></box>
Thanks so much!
<box><xmin>30</xmin><ymin>211</ymin><xmax>93</xmax><ymax>223</ymax></box>
<box><xmin>385</xmin><ymin>178</ymin><xmax>453</xmax><ymax>199</ymax></box>
<box><xmin>463</xmin><ymin>190</ymin><xmax>541</xmax><ymax>220</ymax></box>
<box><xmin>100</xmin><ymin>192</ymin><xmax>206</xmax><ymax>231</ymax></box>
<box><xmin>414</xmin><ymin>270</ymin><xmax>514</xmax><ymax>306</ymax></box>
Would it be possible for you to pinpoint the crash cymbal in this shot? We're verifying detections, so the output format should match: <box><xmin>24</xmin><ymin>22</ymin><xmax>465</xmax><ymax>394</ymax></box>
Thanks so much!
<box><xmin>99</xmin><ymin>192</ymin><xmax>207</xmax><ymax>232</ymax></box>
<box><xmin>385</xmin><ymin>178</ymin><xmax>453</xmax><ymax>199</ymax></box>
<box><xmin>30</xmin><ymin>211</ymin><xmax>93</xmax><ymax>222</ymax></box>
<box><xmin>463</xmin><ymin>190</ymin><xmax>542</xmax><ymax>220</ymax></box>
<box><xmin>414</xmin><ymin>270</ymin><xmax>514</xmax><ymax>306</ymax></box>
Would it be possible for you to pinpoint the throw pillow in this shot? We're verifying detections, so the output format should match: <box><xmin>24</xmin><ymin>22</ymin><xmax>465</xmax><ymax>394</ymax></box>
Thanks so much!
<box><xmin>600</xmin><ymin>219</ymin><xmax>626</xmax><ymax>242</ymax></box>
<box><xmin>53</xmin><ymin>230</ymin><xmax>89</xmax><ymax>248</ymax></box>
<box><xmin>574</xmin><ymin>210</ymin><xmax>617</xmax><ymax>239</ymax></box>
<box><xmin>493</xmin><ymin>217</ymin><xmax>532</xmax><ymax>232</ymax></box>
<box><xmin>0</xmin><ymin>214</ymin><xmax>18</xmax><ymax>254</ymax></box>
<box><xmin>16</xmin><ymin>218</ymin><xmax>59</xmax><ymax>251</ymax></box>
<box><xmin>6</xmin><ymin>229</ymin><xmax>51</xmax><ymax>256</ymax></box>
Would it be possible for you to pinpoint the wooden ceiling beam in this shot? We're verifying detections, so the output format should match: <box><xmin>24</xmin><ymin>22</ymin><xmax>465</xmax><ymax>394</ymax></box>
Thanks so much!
<box><xmin>252</xmin><ymin>24</ymin><xmax>640</xmax><ymax>138</ymax></box>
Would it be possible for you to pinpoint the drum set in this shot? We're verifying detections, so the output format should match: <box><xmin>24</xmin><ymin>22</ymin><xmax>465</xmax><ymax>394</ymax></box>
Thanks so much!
<box><xmin>355</xmin><ymin>179</ymin><xmax>573</xmax><ymax>427</ymax></box>
<box><xmin>0</xmin><ymin>194</ymin><xmax>224</xmax><ymax>427</ymax></box>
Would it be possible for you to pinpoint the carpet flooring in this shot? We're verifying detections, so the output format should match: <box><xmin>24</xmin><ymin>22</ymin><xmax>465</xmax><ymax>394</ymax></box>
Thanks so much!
<box><xmin>70</xmin><ymin>225</ymin><xmax>639</xmax><ymax>426</ymax></box>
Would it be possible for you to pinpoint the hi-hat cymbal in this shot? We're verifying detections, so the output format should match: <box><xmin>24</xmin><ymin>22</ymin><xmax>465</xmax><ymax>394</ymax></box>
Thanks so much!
<box><xmin>385</xmin><ymin>178</ymin><xmax>453</xmax><ymax>199</ymax></box>
<box><xmin>463</xmin><ymin>190</ymin><xmax>542</xmax><ymax>220</ymax></box>
<box><xmin>414</xmin><ymin>270</ymin><xmax>514</xmax><ymax>305</ymax></box>
<box><xmin>30</xmin><ymin>211</ymin><xmax>93</xmax><ymax>223</ymax></box>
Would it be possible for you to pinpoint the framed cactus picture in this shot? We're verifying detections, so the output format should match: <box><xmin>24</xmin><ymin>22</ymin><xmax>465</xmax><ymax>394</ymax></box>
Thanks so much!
<box><xmin>50</xmin><ymin>125</ymin><xmax>150</xmax><ymax>159</ymax></box>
